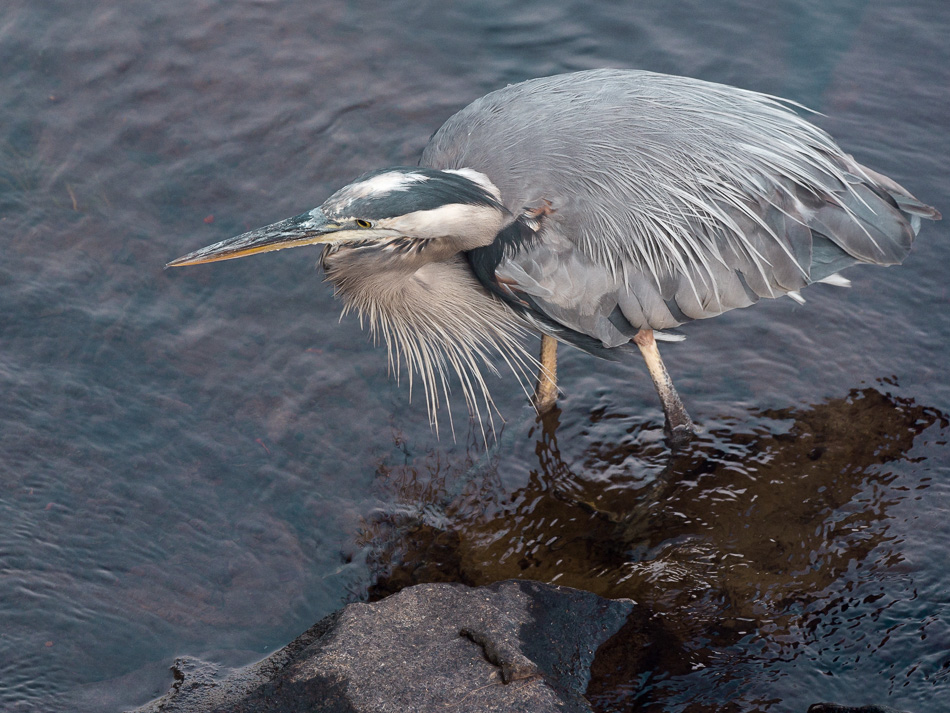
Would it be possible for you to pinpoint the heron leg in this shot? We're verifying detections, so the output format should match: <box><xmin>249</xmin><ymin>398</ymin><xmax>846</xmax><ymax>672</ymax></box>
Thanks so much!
<box><xmin>633</xmin><ymin>329</ymin><xmax>694</xmax><ymax>446</ymax></box>
<box><xmin>534</xmin><ymin>334</ymin><xmax>558</xmax><ymax>413</ymax></box>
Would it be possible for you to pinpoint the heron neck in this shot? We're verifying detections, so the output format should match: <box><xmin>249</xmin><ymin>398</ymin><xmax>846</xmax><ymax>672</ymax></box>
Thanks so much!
<box><xmin>322</xmin><ymin>251</ymin><xmax>534</xmax><ymax>423</ymax></box>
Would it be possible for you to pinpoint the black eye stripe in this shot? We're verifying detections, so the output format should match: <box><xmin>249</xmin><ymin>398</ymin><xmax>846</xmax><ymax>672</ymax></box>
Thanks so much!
<box><xmin>324</xmin><ymin>167</ymin><xmax>503</xmax><ymax>222</ymax></box>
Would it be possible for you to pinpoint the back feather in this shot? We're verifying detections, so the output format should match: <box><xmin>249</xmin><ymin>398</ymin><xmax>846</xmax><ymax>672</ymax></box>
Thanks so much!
<box><xmin>425</xmin><ymin>69</ymin><xmax>940</xmax><ymax>345</ymax></box>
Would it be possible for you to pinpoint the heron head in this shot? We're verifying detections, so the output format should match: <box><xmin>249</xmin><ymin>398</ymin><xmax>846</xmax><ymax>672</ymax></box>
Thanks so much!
<box><xmin>166</xmin><ymin>167</ymin><xmax>510</xmax><ymax>269</ymax></box>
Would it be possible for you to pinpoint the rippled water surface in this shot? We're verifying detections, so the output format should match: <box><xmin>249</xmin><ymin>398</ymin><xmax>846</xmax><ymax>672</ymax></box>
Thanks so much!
<box><xmin>1</xmin><ymin>1</ymin><xmax>948</xmax><ymax>711</ymax></box>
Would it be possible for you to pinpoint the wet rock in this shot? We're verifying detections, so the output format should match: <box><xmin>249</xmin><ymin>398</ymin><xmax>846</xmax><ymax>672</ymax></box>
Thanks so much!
<box><xmin>130</xmin><ymin>579</ymin><xmax>636</xmax><ymax>713</ymax></box>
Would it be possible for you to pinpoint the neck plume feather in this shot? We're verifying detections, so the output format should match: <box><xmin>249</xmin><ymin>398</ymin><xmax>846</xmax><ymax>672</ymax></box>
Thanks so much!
<box><xmin>325</xmin><ymin>254</ymin><xmax>538</xmax><ymax>436</ymax></box>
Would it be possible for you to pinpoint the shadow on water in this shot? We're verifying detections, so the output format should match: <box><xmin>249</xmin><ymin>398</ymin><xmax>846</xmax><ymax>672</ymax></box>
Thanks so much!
<box><xmin>356</xmin><ymin>387</ymin><xmax>946</xmax><ymax>711</ymax></box>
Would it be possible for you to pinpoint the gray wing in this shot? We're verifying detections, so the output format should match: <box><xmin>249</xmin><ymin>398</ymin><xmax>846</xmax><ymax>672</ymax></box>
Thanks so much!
<box><xmin>422</xmin><ymin>69</ymin><xmax>939</xmax><ymax>349</ymax></box>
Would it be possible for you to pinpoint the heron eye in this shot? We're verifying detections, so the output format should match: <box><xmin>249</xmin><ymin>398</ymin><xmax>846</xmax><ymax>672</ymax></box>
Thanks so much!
<box><xmin>355</xmin><ymin>219</ymin><xmax>372</xmax><ymax>228</ymax></box>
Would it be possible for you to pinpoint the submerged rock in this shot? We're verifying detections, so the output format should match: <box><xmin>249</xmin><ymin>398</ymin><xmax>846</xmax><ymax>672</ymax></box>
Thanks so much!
<box><xmin>808</xmin><ymin>705</ymin><xmax>911</xmax><ymax>713</ymax></box>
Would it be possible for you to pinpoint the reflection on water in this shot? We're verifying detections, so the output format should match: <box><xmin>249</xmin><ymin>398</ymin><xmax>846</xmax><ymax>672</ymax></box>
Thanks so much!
<box><xmin>359</xmin><ymin>389</ymin><xmax>946</xmax><ymax>710</ymax></box>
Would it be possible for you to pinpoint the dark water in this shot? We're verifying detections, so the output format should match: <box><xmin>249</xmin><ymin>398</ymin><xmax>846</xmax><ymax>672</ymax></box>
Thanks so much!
<box><xmin>1</xmin><ymin>1</ymin><xmax>948</xmax><ymax>711</ymax></box>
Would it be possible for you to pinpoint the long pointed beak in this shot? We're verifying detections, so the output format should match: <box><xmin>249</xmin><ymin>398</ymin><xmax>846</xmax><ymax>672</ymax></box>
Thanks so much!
<box><xmin>166</xmin><ymin>209</ymin><xmax>342</xmax><ymax>268</ymax></box>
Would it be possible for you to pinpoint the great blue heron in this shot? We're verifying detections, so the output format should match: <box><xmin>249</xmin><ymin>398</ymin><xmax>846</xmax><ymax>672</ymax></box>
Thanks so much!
<box><xmin>168</xmin><ymin>69</ymin><xmax>939</xmax><ymax>444</ymax></box>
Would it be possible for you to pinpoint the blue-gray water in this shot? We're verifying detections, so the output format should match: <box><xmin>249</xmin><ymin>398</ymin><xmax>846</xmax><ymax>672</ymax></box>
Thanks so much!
<box><xmin>1</xmin><ymin>1</ymin><xmax>948</xmax><ymax>711</ymax></box>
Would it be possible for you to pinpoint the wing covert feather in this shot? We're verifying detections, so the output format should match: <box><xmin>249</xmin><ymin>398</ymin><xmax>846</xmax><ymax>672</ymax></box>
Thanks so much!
<box><xmin>425</xmin><ymin>70</ymin><xmax>938</xmax><ymax>347</ymax></box>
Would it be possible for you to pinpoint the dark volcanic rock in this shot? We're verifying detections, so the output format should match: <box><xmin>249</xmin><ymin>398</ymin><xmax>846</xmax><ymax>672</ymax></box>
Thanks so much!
<box><xmin>131</xmin><ymin>579</ymin><xmax>636</xmax><ymax>713</ymax></box>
